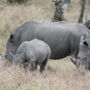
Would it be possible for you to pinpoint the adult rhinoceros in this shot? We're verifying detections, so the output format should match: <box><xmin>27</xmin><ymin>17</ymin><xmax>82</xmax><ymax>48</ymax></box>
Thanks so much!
<box><xmin>5</xmin><ymin>21</ymin><xmax>89</xmax><ymax>64</ymax></box>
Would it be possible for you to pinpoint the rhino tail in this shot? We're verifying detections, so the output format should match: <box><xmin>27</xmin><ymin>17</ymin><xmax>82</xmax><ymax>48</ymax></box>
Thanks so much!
<box><xmin>40</xmin><ymin>53</ymin><xmax>50</xmax><ymax>72</ymax></box>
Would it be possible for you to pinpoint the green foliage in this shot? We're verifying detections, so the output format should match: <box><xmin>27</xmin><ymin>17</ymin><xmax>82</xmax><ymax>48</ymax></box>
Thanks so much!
<box><xmin>0</xmin><ymin>37</ymin><xmax>6</xmax><ymax>51</ymax></box>
<box><xmin>0</xmin><ymin>0</ymin><xmax>7</xmax><ymax>4</ymax></box>
<box><xmin>7</xmin><ymin>0</ymin><xmax>30</xmax><ymax>4</ymax></box>
<box><xmin>59</xmin><ymin>14</ymin><xmax>65</xmax><ymax>21</ymax></box>
<box><xmin>11</xmin><ymin>85</ymin><xmax>20</xmax><ymax>90</ymax></box>
<box><xmin>27</xmin><ymin>83</ymin><xmax>37</xmax><ymax>90</ymax></box>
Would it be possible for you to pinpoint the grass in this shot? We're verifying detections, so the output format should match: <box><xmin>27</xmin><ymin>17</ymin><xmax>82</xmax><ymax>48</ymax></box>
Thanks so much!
<box><xmin>0</xmin><ymin>0</ymin><xmax>90</xmax><ymax>90</ymax></box>
<box><xmin>0</xmin><ymin>57</ymin><xmax>90</xmax><ymax>90</ymax></box>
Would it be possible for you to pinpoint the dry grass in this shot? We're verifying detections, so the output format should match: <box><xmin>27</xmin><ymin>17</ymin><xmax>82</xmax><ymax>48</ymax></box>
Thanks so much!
<box><xmin>64</xmin><ymin>0</ymin><xmax>90</xmax><ymax>22</ymax></box>
<box><xmin>0</xmin><ymin>57</ymin><xmax>90</xmax><ymax>90</ymax></box>
<box><xmin>0</xmin><ymin>0</ymin><xmax>54</xmax><ymax>52</ymax></box>
<box><xmin>0</xmin><ymin>0</ymin><xmax>90</xmax><ymax>90</ymax></box>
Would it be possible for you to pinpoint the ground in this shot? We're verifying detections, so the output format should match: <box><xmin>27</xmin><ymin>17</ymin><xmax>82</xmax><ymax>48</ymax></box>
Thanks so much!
<box><xmin>0</xmin><ymin>57</ymin><xmax>90</xmax><ymax>90</ymax></box>
<box><xmin>0</xmin><ymin>0</ymin><xmax>90</xmax><ymax>90</ymax></box>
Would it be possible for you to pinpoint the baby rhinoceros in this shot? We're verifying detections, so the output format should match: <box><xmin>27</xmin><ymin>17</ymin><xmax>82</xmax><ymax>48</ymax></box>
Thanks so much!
<box><xmin>12</xmin><ymin>39</ymin><xmax>51</xmax><ymax>72</ymax></box>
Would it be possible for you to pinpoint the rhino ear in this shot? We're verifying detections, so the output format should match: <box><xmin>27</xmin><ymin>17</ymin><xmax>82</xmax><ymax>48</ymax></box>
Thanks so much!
<box><xmin>83</xmin><ymin>41</ymin><xmax>88</xmax><ymax>46</ymax></box>
<box><xmin>80</xmin><ymin>34</ymin><xmax>86</xmax><ymax>41</ymax></box>
<box><xmin>10</xmin><ymin>34</ymin><xmax>14</xmax><ymax>39</ymax></box>
<box><xmin>9</xmin><ymin>34</ymin><xmax>14</xmax><ymax>42</ymax></box>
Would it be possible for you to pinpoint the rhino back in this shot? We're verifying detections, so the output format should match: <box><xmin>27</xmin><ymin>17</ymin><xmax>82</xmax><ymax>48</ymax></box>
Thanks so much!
<box><xmin>27</xmin><ymin>39</ymin><xmax>51</xmax><ymax>63</ymax></box>
<box><xmin>7</xmin><ymin>21</ymin><xmax>89</xmax><ymax>59</ymax></box>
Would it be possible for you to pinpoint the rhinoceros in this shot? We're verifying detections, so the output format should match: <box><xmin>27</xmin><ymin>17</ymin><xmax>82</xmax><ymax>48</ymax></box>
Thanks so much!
<box><xmin>5</xmin><ymin>21</ymin><xmax>90</xmax><ymax>65</ymax></box>
<box><xmin>10</xmin><ymin>39</ymin><xmax>51</xmax><ymax>72</ymax></box>
<box><xmin>76</xmin><ymin>34</ymin><xmax>90</xmax><ymax>69</ymax></box>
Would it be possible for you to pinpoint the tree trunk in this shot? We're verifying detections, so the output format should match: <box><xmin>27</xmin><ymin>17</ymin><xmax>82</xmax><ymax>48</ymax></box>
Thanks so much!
<box><xmin>78</xmin><ymin>0</ymin><xmax>86</xmax><ymax>23</ymax></box>
<box><xmin>52</xmin><ymin>0</ymin><xmax>64</xmax><ymax>22</ymax></box>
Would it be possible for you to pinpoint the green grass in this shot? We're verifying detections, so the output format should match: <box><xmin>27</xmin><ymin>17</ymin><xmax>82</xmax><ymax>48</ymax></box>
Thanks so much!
<box><xmin>11</xmin><ymin>85</ymin><xmax>21</xmax><ymax>90</ymax></box>
<box><xmin>27</xmin><ymin>83</ymin><xmax>37</xmax><ymax>90</ymax></box>
<box><xmin>0</xmin><ymin>36</ymin><xmax>7</xmax><ymax>52</ymax></box>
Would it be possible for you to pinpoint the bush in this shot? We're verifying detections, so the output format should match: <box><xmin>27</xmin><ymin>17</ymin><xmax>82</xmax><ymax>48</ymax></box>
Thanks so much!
<box><xmin>7</xmin><ymin>0</ymin><xmax>29</xmax><ymax>3</ymax></box>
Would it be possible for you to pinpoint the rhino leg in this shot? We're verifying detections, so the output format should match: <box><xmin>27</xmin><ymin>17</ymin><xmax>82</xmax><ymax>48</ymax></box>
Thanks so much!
<box><xmin>40</xmin><ymin>58</ymin><xmax>48</xmax><ymax>72</ymax></box>
<box><xmin>23</xmin><ymin>61</ymin><xmax>28</xmax><ymax>70</ymax></box>
<box><xmin>29</xmin><ymin>61</ymin><xmax>36</xmax><ymax>71</ymax></box>
<box><xmin>35</xmin><ymin>62</ymin><xmax>38</xmax><ymax>70</ymax></box>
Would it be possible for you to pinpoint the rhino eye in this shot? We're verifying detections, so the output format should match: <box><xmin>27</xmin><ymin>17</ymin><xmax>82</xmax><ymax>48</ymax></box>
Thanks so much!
<box><xmin>84</xmin><ymin>57</ymin><xmax>87</xmax><ymax>60</ymax></box>
<box><xmin>83</xmin><ymin>41</ymin><xmax>88</xmax><ymax>46</ymax></box>
<box><xmin>10</xmin><ymin>34</ymin><xmax>14</xmax><ymax>39</ymax></box>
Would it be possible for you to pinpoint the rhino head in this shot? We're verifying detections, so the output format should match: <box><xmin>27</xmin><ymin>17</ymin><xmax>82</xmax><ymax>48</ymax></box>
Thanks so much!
<box><xmin>5</xmin><ymin>34</ymin><xmax>18</xmax><ymax>61</ymax></box>
<box><xmin>76</xmin><ymin>34</ymin><xmax>90</xmax><ymax>69</ymax></box>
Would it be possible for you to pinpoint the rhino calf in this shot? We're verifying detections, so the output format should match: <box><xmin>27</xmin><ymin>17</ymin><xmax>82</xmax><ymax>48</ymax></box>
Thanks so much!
<box><xmin>12</xmin><ymin>39</ymin><xmax>51</xmax><ymax>72</ymax></box>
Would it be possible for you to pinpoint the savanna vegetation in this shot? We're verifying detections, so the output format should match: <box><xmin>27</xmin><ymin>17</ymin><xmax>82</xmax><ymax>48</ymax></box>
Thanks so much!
<box><xmin>0</xmin><ymin>0</ymin><xmax>90</xmax><ymax>90</ymax></box>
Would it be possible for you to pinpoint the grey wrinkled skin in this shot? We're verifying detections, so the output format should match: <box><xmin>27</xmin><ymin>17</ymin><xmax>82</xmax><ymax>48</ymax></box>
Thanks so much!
<box><xmin>76</xmin><ymin>34</ymin><xmax>90</xmax><ymax>69</ymax></box>
<box><xmin>5</xmin><ymin>21</ymin><xmax>90</xmax><ymax>65</ymax></box>
<box><xmin>12</xmin><ymin>39</ymin><xmax>51</xmax><ymax>72</ymax></box>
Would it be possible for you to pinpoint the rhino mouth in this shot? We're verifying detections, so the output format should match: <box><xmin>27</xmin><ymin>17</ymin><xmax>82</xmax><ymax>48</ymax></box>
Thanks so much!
<box><xmin>71</xmin><ymin>58</ymin><xmax>90</xmax><ymax>70</ymax></box>
<box><xmin>4</xmin><ymin>52</ymin><xmax>13</xmax><ymax>63</ymax></box>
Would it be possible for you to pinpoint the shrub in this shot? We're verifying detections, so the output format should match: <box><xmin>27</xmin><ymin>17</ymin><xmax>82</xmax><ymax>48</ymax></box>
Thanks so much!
<box><xmin>7</xmin><ymin>0</ymin><xmax>29</xmax><ymax>4</ymax></box>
